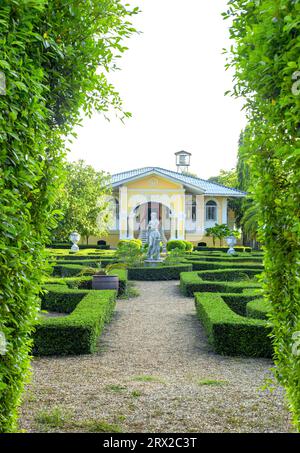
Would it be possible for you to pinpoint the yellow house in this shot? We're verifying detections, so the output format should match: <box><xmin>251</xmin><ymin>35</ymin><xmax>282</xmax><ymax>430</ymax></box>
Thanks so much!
<box><xmin>96</xmin><ymin>162</ymin><xmax>245</xmax><ymax>248</ymax></box>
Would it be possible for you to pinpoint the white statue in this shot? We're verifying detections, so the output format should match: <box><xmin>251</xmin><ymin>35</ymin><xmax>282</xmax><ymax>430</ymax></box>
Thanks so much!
<box><xmin>147</xmin><ymin>212</ymin><xmax>161</xmax><ymax>260</ymax></box>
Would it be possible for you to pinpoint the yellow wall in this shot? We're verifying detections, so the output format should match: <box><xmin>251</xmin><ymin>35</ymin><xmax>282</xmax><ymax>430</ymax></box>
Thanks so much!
<box><xmin>126</xmin><ymin>175</ymin><xmax>182</xmax><ymax>190</ymax></box>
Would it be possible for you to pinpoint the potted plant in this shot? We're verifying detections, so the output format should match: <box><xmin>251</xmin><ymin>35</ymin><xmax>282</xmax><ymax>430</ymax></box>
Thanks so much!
<box><xmin>91</xmin><ymin>263</ymin><xmax>127</xmax><ymax>291</ymax></box>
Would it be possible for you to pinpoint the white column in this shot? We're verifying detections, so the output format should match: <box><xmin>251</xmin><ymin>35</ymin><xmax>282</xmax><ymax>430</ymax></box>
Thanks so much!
<box><xmin>222</xmin><ymin>198</ymin><xmax>228</xmax><ymax>225</ymax></box>
<box><xmin>196</xmin><ymin>194</ymin><xmax>205</xmax><ymax>234</ymax></box>
<box><xmin>170</xmin><ymin>214</ymin><xmax>177</xmax><ymax>240</ymax></box>
<box><xmin>177</xmin><ymin>193</ymin><xmax>185</xmax><ymax>240</ymax></box>
<box><xmin>128</xmin><ymin>213</ymin><xmax>135</xmax><ymax>239</ymax></box>
<box><xmin>119</xmin><ymin>186</ymin><xmax>128</xmax><ymax>239</ymax></box>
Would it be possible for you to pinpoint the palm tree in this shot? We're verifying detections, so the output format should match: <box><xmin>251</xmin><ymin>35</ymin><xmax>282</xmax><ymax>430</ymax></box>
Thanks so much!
<box><xmin>242</xmin><ymin>202</ymin><xmax>259</xmax><ymax>240</ymax></box>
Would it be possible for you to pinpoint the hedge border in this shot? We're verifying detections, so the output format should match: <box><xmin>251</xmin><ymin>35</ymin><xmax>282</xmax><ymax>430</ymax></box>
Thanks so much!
<box><xmin>194</xmin><ymin>292</ymin><xmax>272</xmax><ymax>357</ymax></box>
<box><xmin>184</xmin><ymin>260</ymin><xmax>263</xmax><ymax>272</ymax></box>
<box><xmin>34</xmin><ymin>290</ymin><xmax>116</xmax><ymax>356</ymax></box>
<box><xmin>180</xmin><ymin>270</ymin><xmax>261</xmax><ymax>297</ymax></box>
<box><xmin>193</xmin><ymin>246</ymin><xmax>252</xmax><ymax>252</ymax></box>
<box><xmin>127</xmin><ymin>264</ymin><xmax>193</xmax><ymax>281</ymax></box>
<box><xmin>47</xmin><ymin>244</ymin><xmax>110</xmax><ymax>250</ymax></box>
<box><xmin>246</xmin><ymin>298</ymin><xmax>271</xmax><ymax>320</ymax></box>
<box><xmin>46</xmin><ymin>268</ymin><xmax>128</xmax><ymax>296</ymax></box>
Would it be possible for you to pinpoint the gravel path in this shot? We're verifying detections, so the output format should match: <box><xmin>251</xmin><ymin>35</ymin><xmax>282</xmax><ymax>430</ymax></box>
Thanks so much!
<box><xmin>20</xmin><ymin>281</ymin><xmax>291</xmax><ymax>433</ymax></box>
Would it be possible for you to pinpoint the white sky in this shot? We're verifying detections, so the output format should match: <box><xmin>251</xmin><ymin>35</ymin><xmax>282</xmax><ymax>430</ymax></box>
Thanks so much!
<box><xmin>68</xmin><ymin>0</ymin><xmax>247</xmax><ymax>179</ymax></box>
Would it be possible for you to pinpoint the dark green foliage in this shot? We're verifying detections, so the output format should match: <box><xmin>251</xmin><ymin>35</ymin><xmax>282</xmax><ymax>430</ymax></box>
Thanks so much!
<box><xmin>52</xmin><ymin>160</ymin><xmax>112</xmax><ymax>243</ymax></box>
<box><xmin>0</xmin><ymin>0</ymin><xmax>137</xmax><ymax>431</ymax></box>
<box><xmin>166</xmin><ymin>240</ymin><xmax>187</xmax><ymax>252</ymax></box>
<box><xmin>51</xmin><ymin>259</ymin><xmax>101</xmax><ymax>267</ymax></box>
<box><xmin>194</xmin><ymin>293</ymin><xmax>272</xmax><ymax>357</ymax></box>
<box><xmin>225</xmin><ymin>0</ymin><xmax>300</xmax><ymax>427</ymax></box>
<box><xmin>52</xmin><ymin>264</ymin><xmax>87</xmax><ymax>277</ymax></box>
<box><xmin>186</xmin><ymin>260</ymin><xmax>263</xmax><ymax>271</ymax></box>
<box><xmin>34</xmin><ymin>290</ymin><xmax>116</xmax><ymax>356</ymax></box>
<box><xmin>54</xmin><ymin>254</ymin><xmax>103</xmax><ymax>260</ymax></box>
<box><xmin>198</xmin><ymin>268</ymin><xmax>261</xmax><ymax>282</ymax></box>
<box><xmin>48</xmin><ymin>268</ymin><xmax>128</xmax><ymax>296</ymax></box>
<box><xmin>48</xmin><ymin>244</ymin><xmax>100</xmax><ymax>249</ymax></box>
<box><xmin>41</xmin><ymin>285</ymin><xmax>86</xmax><ymax>313</ymax></box>
<box><xmin>246</xmin><ymin>299</ymin><xmax>271</xmax><ymax>320</ymax></box>
<box><xmin>186</xmin><ymin>253</ymin><xmax>262</xmax><ymax>263</ymax></box>
<box><xmin>116</xmin><ymin>240</ymin><xmax>144</xmax><ymax>267</ymax></box>
<box><xmin>221</xmin><ymin>292</ymin><xmax>261</xmax><ymax>316</ymax></box>
<box><xmin>180</xmin><ymin>271</ymin><xmax>260</xmax><ymax>297</ymax></box>
<box><xmin>193</xmin><ymin>246</ymin><xmax>252</xmax><ymax>252</ymax></box>
<box><xmin>183</xmin><ymin>241</ymin><xmax>193</xmax><ymax>252</ymax></box>
<box><xmin>128</xmin><ymin>264</ymin><xmax>192</xmax><ymax>281</ymax></box>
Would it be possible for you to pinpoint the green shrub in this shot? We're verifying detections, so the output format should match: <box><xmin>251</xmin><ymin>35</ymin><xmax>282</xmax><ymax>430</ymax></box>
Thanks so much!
<box><xmin>0</xmin><ymin>0</ymin><xmax>136</xmax><ymax>432</ymax></box>
<box><xmin>194</xmin><ymin>293</ymin><xmax>272</xmax><ymax>357</ymax></box>
<box><xmin>48</xmin><ymin>244</ymin><xmax>99</xmax><ymax>250</ymax></box>
<box><xmin>193</xmin><ymin>246</ymin><xmax>252</xmax><ymax>253</ymax></box>
<box><xmin>186</xmin><ymin>254</ymin><xmax>262</xmax><ymax>263</ymax></box>
<box><xmin>118</xmin><ymin>239</ymin><xmax>142</xmax><ymax>249</ymax></box>
<box><xmin>34</xmin><ymin>290</ymin><xmax>116</xmax><ymax>356</ymax></box>
<box><xmin>221</xmin><ymin>291</ymin><xmax>262</xmax><ymax>316</ymax></box>
<box><xmin>246</xmin><ymin>299</ymin><xmax>271</xmax><ymax>320</ymax></box>
<box><xmin>128</xmin><ymin>264</ymin><xmax>192</xmax><ymax>281</ymax></box>
<box><xmin>163</xmin><ymin>248</ymin><xmax>186</xmax><ymax>266</ymax></box>
<box><xmin>52</xmin><ymin>264</ymin><xmax>87</xmax><ymax>277</ymax></box>
<box><xmin>183</xmin><ymin>241</ymin><xmax>193</xmax><ymax>252</ymax></box>
<box><xmin>41</xmin><ymin>285</ymin><xmax>87</xmax><ymax>313</ymax></box>
<box><xmin>226</xmin><ymin>1</ymin><xmax>300</xmax><ymax>426</ymax></box>
<box><xmin>198</xmin><ymin>268</ymin><xmax>261</xmax><ymax>282</ymax></box>
<box><xmin>185</xmin><ymin>260</ymin><xmax>263</xmax><ymax>272</ymax></box>
<box><xmin>166</xmin><ymin>240</ymin><xmax>186</xmax><ymax>252</ymax></box>
<box><xmin>116</xmin><ymin>240</ymin><xmax>144</xmax><ymax>267</ymax></box>
<box><xmin>53</xmin><ymin>255</ymin><xmax>104</xmax><ymax>261</ymax></box>
<box><xmin>50</xmin><ymin>259</ymin><xmax>101</xmax><ymax>267</ymax></box>
<box><xmin>180</xmin><ymin>271</ymin><xmax>260</xmax><ymax>297</ymax></box>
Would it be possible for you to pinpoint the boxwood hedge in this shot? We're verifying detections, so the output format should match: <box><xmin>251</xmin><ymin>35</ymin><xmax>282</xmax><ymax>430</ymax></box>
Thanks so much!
<box><xmin>246</xmin><ymin>299</ymin><xmax>271</xmax><ymax>320</ymax></box>
<box><xmin>127</xmin><ymin>264</ymin><xmax>192</xmax><ymax>281</ymax></box>
<box><xmin>184</xmin><ymin>260</ymin><xmax>263</xmax><ymax>272</ymax></box>
<box><xmin>193</xmin><ymin>246</ymin><xmax>252</xmax><ymax>252</ymax></box>
<box><xmin>194</xmin><ymin>293</ymin><xmax>272</xmax><ymax>357</ymax></box>
<box><xmin>180</xmin><ymin>271</ymin><xmax>260</xmax><ymax>297</ymax></box>
<box><xmin>46</xmin><ymin>268</ymin><xmax>128</xmax><ymax>296</ymax></box>
<box><xmin>34</xmin><ymin>290</ymin><xmax>116</xmax><ymax>356</ymax></box>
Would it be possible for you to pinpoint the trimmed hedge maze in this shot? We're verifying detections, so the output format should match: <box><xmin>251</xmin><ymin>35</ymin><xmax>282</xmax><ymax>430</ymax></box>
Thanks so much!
<box><xmin>179</xmin><ymin>252</ymin><xmax>272</xmax><ymax>358</ymax></box>
<box><xmin>180</xmin><ymin>269</ymin><xmax>261</xmax><ymax>297</ymax></box>
<box><xmin>127</xmin><ymin>264</ymin><xmax>192</xmax><ymax>281</ymax></box>
<box><xmin>34</xmin><ymin>289</ymin><xmax>116</xmax><ymax>356</ymax></box>
<box><xmin>194</xmin><ymin>293</ymin><xmax>272</xmax><ymax>357</ymax></box>
<box><xmin>34</xmin><ymin>250</ymin><xmax>130</xmax><ymax>356</ymax></box>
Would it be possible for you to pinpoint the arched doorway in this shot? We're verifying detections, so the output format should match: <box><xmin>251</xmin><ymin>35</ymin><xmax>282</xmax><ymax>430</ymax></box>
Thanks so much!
<box><xmin>132</xmin><ymin>201</ymin><xmax>173</xmax><ymax>243</ymax></box>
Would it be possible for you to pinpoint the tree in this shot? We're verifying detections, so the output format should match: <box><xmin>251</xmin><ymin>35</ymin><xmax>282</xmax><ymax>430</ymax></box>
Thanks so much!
<box><xmin>208</xmin><ymin>168</ymin><xmax>238</xmax><ymax>188</ymax></box>
<box><xmin>208</xmin><ymin>167</ymin><xmax>244</xmax><ymax>228</ymax></box>
<box><xmin>225</xmin><ymin>0</ymin><xmax>300</xmax><ymax>429</ymax></box>
<box><xmin>53</xmin><ymin>160</ymin><xmax>112</xmax><ymax>244</ymax></box>
<box><xmin>0</xmin><ymin>0</ymin><xmax>137</xmax><ymax>432</ymax></box>
<box><xmin>205</xmin><ymin>224</ymin><xmax>233</xmax><ymax>246</ymax></box>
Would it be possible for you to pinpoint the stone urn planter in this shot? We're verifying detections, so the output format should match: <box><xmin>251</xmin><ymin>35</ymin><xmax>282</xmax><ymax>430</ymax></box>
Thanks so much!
<box><xmin>69</xmin><ymin>231</ymin><xmax>81</xmax><ymax>252</ymax></box>
<box><xmin>92</xmin><ymin>273</ymin><xmax>119</xmax><ymax>291</ymax></box>
<box><xmin>225</xmin><ymin>235</ymin><xmax>237</xmax><ymax>255</ymax></box>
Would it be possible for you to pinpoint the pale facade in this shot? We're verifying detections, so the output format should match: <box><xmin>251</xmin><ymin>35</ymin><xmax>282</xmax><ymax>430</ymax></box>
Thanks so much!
<box><xmin>95</xmin><ymin>167</ymin><xmax>245</xmax><ymax>248</ymax></box>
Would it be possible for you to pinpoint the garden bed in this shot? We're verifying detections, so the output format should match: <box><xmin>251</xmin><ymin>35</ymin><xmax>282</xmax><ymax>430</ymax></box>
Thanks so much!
<box><xmin>34</xmin><ymin>290</ymin><xmax>117</xmax><ymax>356</ymax></box>
<box><xmin>180</xmin><ymin>270</ymin><xmax>261</xmax><ymax>297</ymax></box>
<box><xmin>194</xmin><ymin>292</ymin><xmax>272</xmax><ymax>357</ymax></box>
<box><xmin>127</xmin><ymin>263</ymin><xmax>192</xmax><ymax>281</ymax></box>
